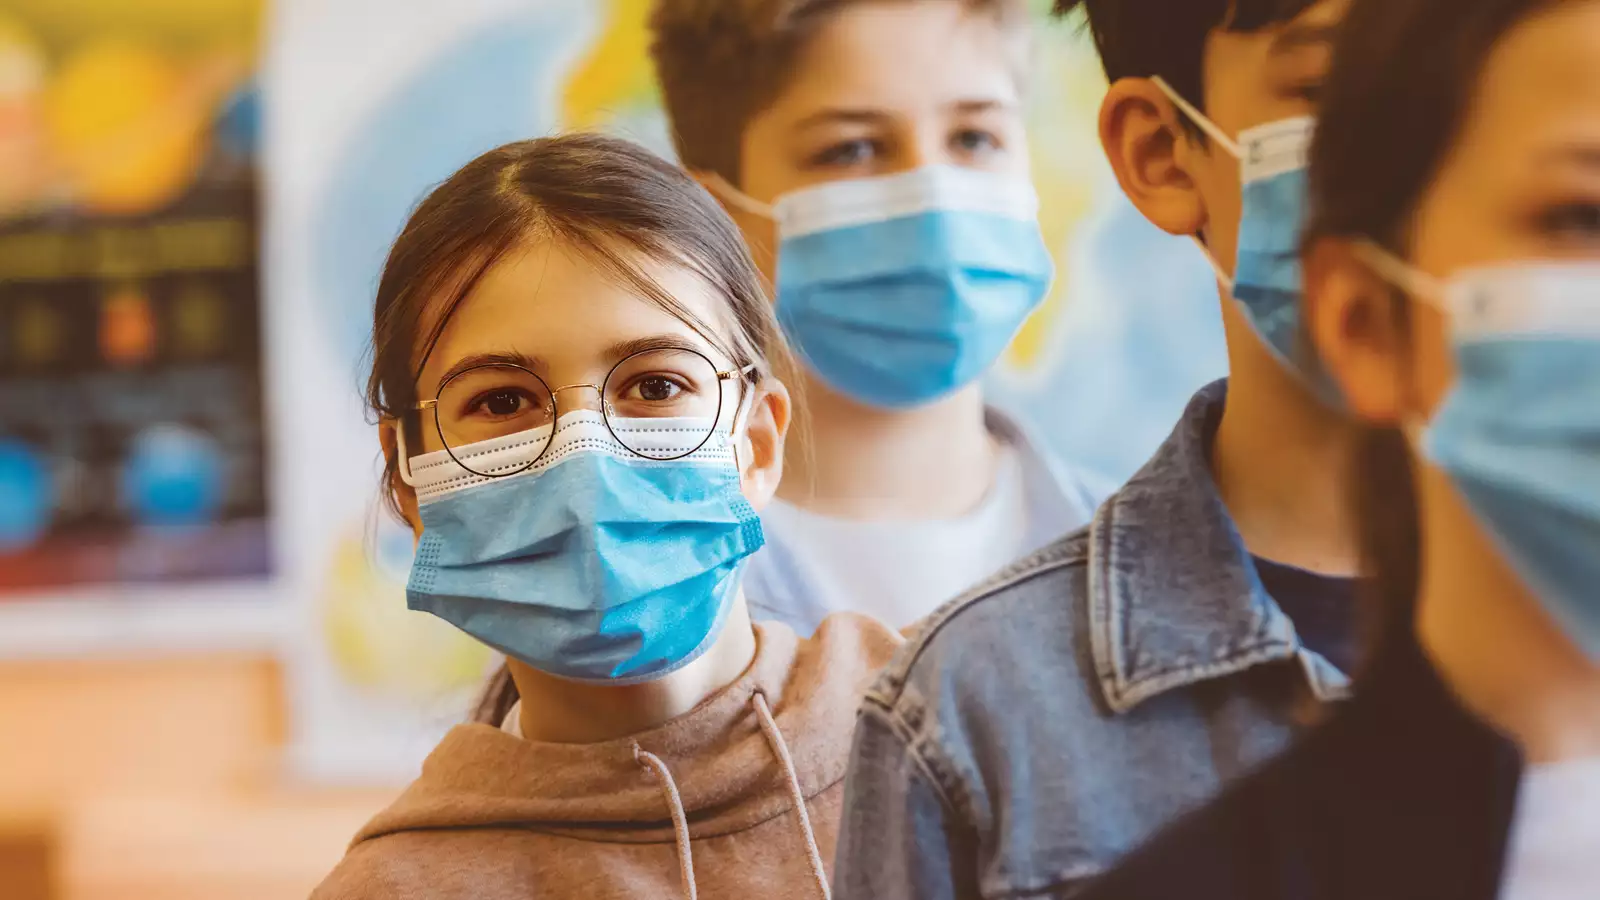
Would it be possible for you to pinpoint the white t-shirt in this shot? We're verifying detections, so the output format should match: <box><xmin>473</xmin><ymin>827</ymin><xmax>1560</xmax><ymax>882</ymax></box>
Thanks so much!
<box><xmin>741</xmin><ymin>406</ymin><xmax>1106</xmax><ymax>635</ymax></box>
<box><xmin>1501</xmin><ymin>757</ymin><xmax>1600</xmax><ymax>900</ymax></box>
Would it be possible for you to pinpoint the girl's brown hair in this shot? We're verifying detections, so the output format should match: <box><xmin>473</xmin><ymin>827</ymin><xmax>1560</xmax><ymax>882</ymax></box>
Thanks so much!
<box><xmin>1304</xmin><ymin>0</ymin><xmax>1559</xmax><ymax>647</ymax></box>
<box><xmin>364</xmin><ymin>133</ymin><xmax>793</xmax><ymax>724</ymax></box>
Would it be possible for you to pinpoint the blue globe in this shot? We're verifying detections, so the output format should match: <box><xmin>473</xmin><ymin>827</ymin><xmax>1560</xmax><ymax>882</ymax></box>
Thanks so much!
<box><xmin>217</xmin><ymin>83</ymin><xmax>262</xmax><ymax>158</ymax></box>
<box><xmin>121</xmin><ymin>424</ymin><xmax>226</xmax><ymax>527</ymax></box>
<box><xmin>0</xmin><ymin>440</ymin><xmax>52</xmax><ymax>550</ymax></box>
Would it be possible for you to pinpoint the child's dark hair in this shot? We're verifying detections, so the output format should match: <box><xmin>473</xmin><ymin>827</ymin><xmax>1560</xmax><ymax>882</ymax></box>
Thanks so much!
<box><xmin>364</xmin><ymin>133</ymin><xmax>793</xmax><ymax>724</ymax></box>
<box><xmin>1302</xmin><ymin>0</ymin><xmax>1559</xmax><ymax>646</ymax></box>
<box><xmin>1053</xmin><ymin>0</ymin><xmax>1322</xmax><ymax>130</ymax></box>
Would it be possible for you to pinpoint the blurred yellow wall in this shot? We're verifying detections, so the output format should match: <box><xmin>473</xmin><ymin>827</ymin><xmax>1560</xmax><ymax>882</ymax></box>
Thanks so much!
<box><xmin>0</xmin><ymin>656</ymin><xmax>394</xmax><ymax>900</ymax></box>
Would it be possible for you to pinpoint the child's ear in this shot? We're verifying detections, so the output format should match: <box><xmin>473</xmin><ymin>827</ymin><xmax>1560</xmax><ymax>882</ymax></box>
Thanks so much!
<box><xmin>1303</xmin><ymin>237</ymin><xmax>1413</xmax><ymax>426</ymax></box>
<box><xmin>737</xmin><ymin>380</ymin><xmax>791</xmax><ymax>511</ymax></box>
<box><xmin>379</xmin><ymin>418</ymin><xmax>423</xmax><ymax>539</ymax></box>
<box><xmin>1098</xmin><ymin>77</ymin><xmax>1209</xmax><ymax>239</ymax></box>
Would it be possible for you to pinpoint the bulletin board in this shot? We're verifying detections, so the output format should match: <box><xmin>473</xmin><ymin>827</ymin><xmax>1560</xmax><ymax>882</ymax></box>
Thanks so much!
<box><xmin>0</xmin><ymin>0</ymin><xmax>278</xmax><ymax>654</ymax></box>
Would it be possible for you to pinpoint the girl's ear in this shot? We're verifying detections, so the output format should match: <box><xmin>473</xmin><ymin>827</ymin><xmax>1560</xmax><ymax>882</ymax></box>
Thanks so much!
<box><xmin>737</xmin><ymin>379</ymin><xmax>791</xmax><ymax>512</ymax></box>
<box><xmin>379</xmin><ymin>417</ymin><xmax>423</xmax><ymax>539</ymax></box>
<box><xmin>1303</xmin><ymin>236</ymin><xmax>1415</xmax><ymax>426</ymax></box>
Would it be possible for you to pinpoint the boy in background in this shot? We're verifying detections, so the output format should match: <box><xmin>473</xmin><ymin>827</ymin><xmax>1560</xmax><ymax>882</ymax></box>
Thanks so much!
<box><xmin>649</xmin><ymin>0</ymin><xmax>1109</xmax><ymax>636</ymax></box>
<box><xmin>833</xmin><ymin>1</ymin><xmax>1359</xmax><ymax>897</ymax></box>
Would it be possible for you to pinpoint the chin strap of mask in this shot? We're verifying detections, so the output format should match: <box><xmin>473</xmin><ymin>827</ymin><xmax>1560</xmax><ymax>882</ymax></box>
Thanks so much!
<box><xmin>633</xmin><ymin>691</ymin><xmax>832</xmax><ymax>900</ymax></box>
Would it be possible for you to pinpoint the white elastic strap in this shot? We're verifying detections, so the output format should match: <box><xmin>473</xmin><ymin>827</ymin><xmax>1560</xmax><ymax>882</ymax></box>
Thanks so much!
<box><xmin>728</xmin><ymin>373</ymin><xmax>758</xmax><ymax>473</ymax></box>
<box><xmin>1191</xmin><ymin>235</ymin><xmax>1235</xmax><ymax>292</ymax></box>
<box><xmin>394</xmin><ymin>423</ymin><xmax>419</xmax><ymax>487</ymax></box>
<box><xmin>1150</xmin><ymin>76</ymin><xmax>1243</xmax><ymax>159</ymax></box>
<box><xmin>1152</xmin><ymin>74</ymin><xmax>1241</xmax><ymax>291</ymax></box>
<box><xmin>702</xmin><ymin>172</ymin><xmax>776</xmax><ymax>220</ymax></box>
<box><xmin>752</xmin><ymin>692</ymin><xmax>832</xmax><ymax>899</ymax></box>
<box><xmin>1400</xmin><ymin>416</ymin><xmax>1430</xmax><ymax>446</ymax></box>
<box><xmin>1352</xmin><ymin>240</ymin><xmax>1448</xmax><ymax>311</ymax></box>
<box><xmin>634</xmin><ymin>743</ymin><xmax>698</xmax><ymax>900</ymax></box>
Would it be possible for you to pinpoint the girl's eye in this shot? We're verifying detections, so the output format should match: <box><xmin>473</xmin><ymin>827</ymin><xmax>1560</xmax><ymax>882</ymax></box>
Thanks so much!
<box><xmin>635</xmin><ymin>377</ymin><xmax>681</xmax><ymax>402</ymax></box>
<box><xmin>472</xmin><ymin>388</ymin><xmax>530</xmax><ymax>417</ymax></box>
<box><xmin>1537</xmin><ymin>202</ymin><xmax>1600</xmax><ymax>240</ymax></box>
<box><xmin>812</xmin><ymin>139</ymin><xmax>879</xmax><ymax>169</ymax></box>
<box><xmin>951</xmin><ymin>128</ymin><xmax>1001</xmax><ymax>157</ymax></box>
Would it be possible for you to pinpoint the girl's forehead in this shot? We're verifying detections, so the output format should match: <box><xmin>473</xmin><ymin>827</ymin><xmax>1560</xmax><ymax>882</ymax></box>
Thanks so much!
<box><xmin>415</xmin><ymin>241</ymin><xmax>738</xmax><ymax>379</ymax></box>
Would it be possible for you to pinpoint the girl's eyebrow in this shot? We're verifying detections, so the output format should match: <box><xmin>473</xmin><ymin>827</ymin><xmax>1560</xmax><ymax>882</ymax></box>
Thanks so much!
<box><xmin>601</xmin><ymin>335</ymin><xmax>719</xmax><ymax>365</ymax></box>
<box><xmin>434</xmin><ymin>350</ymin><xmax>547</xmax><ymax>392</ymax></box>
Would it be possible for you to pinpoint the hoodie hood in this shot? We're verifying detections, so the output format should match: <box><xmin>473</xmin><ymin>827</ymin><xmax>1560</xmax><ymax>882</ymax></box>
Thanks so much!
<box><xmin>351</xmin><ymin>615</ymin><xmax>899</xmax><ymax>847</ymax></box>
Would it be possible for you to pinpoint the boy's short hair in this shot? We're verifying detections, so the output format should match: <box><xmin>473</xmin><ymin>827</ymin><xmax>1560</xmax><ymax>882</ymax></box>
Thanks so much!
<box><xmin>650</xmin><ymin>0</ymin><xmax>1029</xmax><ymax>186</ymax></box>
<box><xmin>1054</xmin><ymin>0</ymin><xmax>1322</xmax><ymax>111</ymax></box>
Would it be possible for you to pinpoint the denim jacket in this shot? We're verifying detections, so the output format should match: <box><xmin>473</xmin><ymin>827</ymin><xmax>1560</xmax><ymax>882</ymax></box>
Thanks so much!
<box><xmin>832</xmin><ymin>381</ymin><xmax>1351</xmax><ymax>900</ymax></box>
<box><xmin>1076</xmin><ymin>628</ymin><xmax>1521</xmax><ymax>900</ymax></box>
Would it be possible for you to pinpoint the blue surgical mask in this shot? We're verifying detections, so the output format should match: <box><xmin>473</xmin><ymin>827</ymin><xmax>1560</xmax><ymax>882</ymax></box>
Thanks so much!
<box><xmin>1361</xmin><ymin>243</ymin><xmax>1600</xmax><ymax>660</ymax></box>
<box><xmin>398</xmin><ymin>410</ymin><xmax>765</xmax><ymax>684</ymax></box>
<box><xmin>1152</xmin><ymin>78</ymin><xmax>1335</xmax><ymax>399</ymax></box>
<box><xmin>711</xmin><ymin>166</ymin><xmax>1052</xmax><ymax>409</ymax></box>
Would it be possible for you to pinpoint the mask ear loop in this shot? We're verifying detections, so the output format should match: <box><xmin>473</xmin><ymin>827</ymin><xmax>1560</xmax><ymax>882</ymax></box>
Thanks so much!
<box><xmin>394</xmin><ymin>421</ymin><xmax>419</xmax><ymax>487</ymax></box>
<box><xmin>1352</xmin><ymin>240</ymin><xmax>1448</xmax><ymax>309</ymax></box>
<box><xmin>700</xmin><ymin>176</ymin><xmax>782</xmax><ymax>298</ymax></box>
<box><xmin>1148</xmin><ymin>76</ymin><xmax>1242</xmax><ymax>290</ymax></box>
<box><xmin>1150</xmin><ymin>76</ymin><xmax>1242</xmax><ymax>159</ymax></box>
<box><xmin>726</xmin><ymin>367</ymin><xmax>759</xmax><ymax>474</ymax></box>
<box><xmin>1351</xmin><ymin>240</ymin><xmax>1450</xmax><ymax>441</ymax></box>
<box><xmin>1194</xmin><ymin>238</ymin><xmax>1236</xmax><ymax>292</ymax></box>
<box><xmin>701</xmin><ymin>173</ymin><xmax>776</xmax><ymax>221</ymax></box>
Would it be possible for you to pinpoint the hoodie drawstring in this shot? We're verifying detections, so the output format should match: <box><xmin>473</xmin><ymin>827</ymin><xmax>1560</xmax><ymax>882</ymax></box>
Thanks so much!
<box><xmin>634</xmin><ymin>742</ymin><xmax>698</xmax><ymax>900</ymax></box>
<box><xmin>752</xmin><ymin>691</ymin><xmax>833</xmax><ymax>900</ymax></box>
<box><xmin>633</xmin><ymin>692</ymin><xmax>833</xmax><ymax>900</ymax></box>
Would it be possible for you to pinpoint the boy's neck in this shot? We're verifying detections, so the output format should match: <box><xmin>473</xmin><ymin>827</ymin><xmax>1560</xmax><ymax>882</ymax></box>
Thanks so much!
<box><xmin>1210</xmin><ymin>301</ymin><xmax>1361</xmax><ymax>576</ymax></box>
<box><xmin>777</xmin><ymin>371</ymin><xmax>999</xmax><ymax>520</ymax></box>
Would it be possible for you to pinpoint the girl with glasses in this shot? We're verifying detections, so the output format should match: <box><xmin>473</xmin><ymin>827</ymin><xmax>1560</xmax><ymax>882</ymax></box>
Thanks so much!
<box><xmin>313</xmin><ymin>133</ymin><xmax>900</xmax><ymax>900</ymax></box>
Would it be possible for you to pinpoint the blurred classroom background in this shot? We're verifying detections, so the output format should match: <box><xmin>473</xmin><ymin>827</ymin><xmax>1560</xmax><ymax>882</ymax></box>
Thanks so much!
<box><xmin>0</xmin><ymin>0</ymin><xmax>1226</xmax><ymax>896</ymax></box>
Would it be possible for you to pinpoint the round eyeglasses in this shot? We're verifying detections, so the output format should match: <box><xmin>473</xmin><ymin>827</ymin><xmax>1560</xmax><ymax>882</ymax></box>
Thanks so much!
<box><xmin>412</xmin><ymin>347</ymin><xmax>755</xmax><ymax>478</ymax></box>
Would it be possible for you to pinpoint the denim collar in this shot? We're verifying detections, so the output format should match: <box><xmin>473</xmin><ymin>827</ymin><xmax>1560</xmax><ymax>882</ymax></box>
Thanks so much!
<box><xmin>1087</xmin><ymin>380</ymin><xmax>1352</xmax><ymax>714</ymax></box>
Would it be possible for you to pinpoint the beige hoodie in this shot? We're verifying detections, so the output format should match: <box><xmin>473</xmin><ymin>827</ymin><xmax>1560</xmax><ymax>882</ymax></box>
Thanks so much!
<box><xmin>312</xmin><ymin>613</ymin><xmax>901</xmax><ymax>900</ymax></box>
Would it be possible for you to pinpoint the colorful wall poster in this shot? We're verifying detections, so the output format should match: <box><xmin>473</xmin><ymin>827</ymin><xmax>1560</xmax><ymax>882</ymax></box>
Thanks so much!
<box><xmin>0</xmin><ymin>0</ymin><xmax>278</xmax><ymax>655</ymax></box>
<box><xmin>271</xmin><ymin>0</ymin><xmax>1227</xmax><ymax>782</ymax></box>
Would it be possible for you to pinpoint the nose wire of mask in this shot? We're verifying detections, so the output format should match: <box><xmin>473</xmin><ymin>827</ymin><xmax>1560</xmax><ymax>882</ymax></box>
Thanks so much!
<box><xmin>632</xmin><ymin>693</ymin><xmax>833</xmax><ymax>900</ymax></box>
<box><xmin>1150</xmin><ymin>77</ymin><xmax>1339</xmax><ymax>402</ymax></box>
<box><xmin>405</xmin><ymin>410</ymin><xmax>766</xmax><ymax>684</ymax></box>
<box><xmin>1359</xmin><ymin>241</ymin><xmax>1600</xmax><ymax>661</ymax></box>
<box><xmin>717</xmin><ymin>165</ymin><xmax>1053</xmax><ymax>410</ymax></box>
